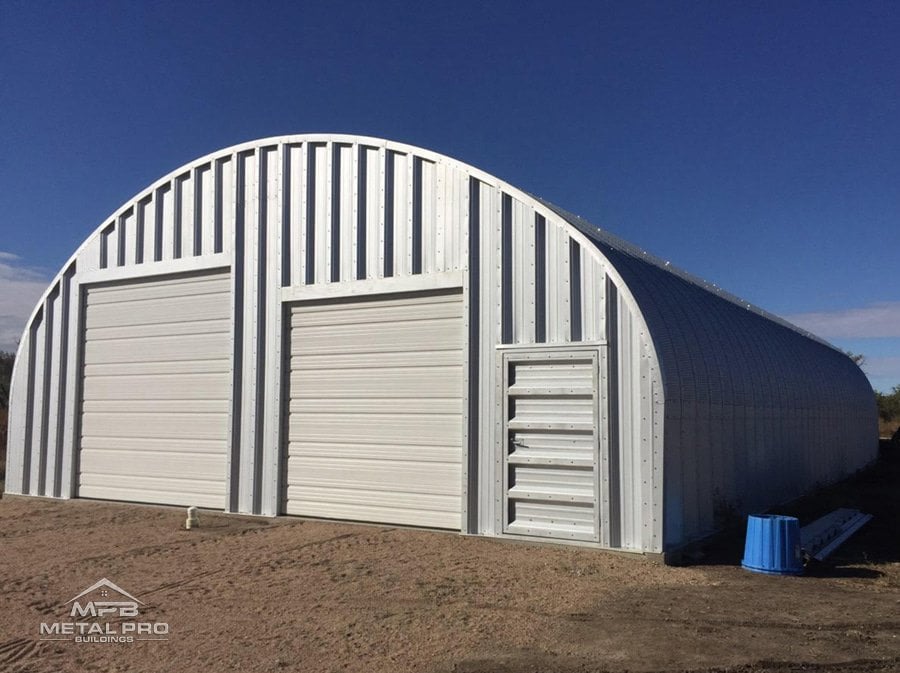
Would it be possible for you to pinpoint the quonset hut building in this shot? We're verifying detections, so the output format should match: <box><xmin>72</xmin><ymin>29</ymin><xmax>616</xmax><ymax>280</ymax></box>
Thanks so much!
<box><xmin>5</xmin><ymin>135</ymin><xmax>877</xmax><ymax>557</ymax></box>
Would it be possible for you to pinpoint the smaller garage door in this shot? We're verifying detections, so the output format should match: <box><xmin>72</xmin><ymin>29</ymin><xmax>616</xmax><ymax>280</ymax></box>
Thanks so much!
<box><xmin>78</xmin><ymin>271</ymin><xmax>231</xmax><ymax>508</ymax></box>
<box><xmin>286</xmin><ymin>289</ymin><xmax>464</xmax><ymax>529</ymax></box>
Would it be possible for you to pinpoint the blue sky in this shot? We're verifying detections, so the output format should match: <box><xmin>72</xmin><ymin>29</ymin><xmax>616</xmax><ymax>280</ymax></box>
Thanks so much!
<box><xmin>1</xmin><ymin>1</ymin><xmax>898</xmax><ymax>391</ymax></box>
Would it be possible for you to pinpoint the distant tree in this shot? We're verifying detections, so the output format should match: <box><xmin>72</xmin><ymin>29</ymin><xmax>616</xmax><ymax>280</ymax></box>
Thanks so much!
<box><xmin>876</xmin><ymin>385</ymin><xmax>900</xmax><ymax>423</ymax></box>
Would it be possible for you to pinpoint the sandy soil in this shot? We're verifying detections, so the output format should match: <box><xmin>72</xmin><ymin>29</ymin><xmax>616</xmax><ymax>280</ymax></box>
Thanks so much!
<box><xmin>1</xmin><ymin>450</ymin><xmax>898</xmax><ymax>673</ymax></box>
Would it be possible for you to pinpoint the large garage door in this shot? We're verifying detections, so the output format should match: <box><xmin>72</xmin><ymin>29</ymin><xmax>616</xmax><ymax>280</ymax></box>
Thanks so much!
<box><xmin>286</xmin><ymin>289</ymin><xmax>464</xmax><ymax>529</ymax></box>
<box><xmin>78</xmin><ymin>271</ymin><xmax>231</xmax><ymax>508</ymax></box>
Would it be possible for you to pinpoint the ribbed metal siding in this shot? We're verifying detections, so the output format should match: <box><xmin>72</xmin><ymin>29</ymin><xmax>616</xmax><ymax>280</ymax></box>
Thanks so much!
<box><xmin>614</xmin><ymin>298</ymin><xmax>663</xmax><ymax>551</ymax></box>
<box><xmin>558</xmin><ymin>213</ymin><xmax>876</xmax><ymax>550</ymax></box>
<box><xmin>7</xmin><ymin>135</ymin><xmax>663</xmax><ymax>550</ymax></box>
<box><xmin>503</xmin><ymin>352</ymin><xmax>599</xmax><ymax>541</ymax></box>
<box><xmin>229</xmin><ymin>142</ymin><xmax>471</xmax><ymax>515</ymax></box>
<box><xmin>278</xmin><ymin>143</ymin><xmax>467</xmax><ymax>287</ymax></box>
<box><xmin>286</xmin><ymin>289</ymin><xmax>464</xmax><ymax>529</ymax></box>
<box><xmin>469</xmin><ymin>180</ymin><xmax>636</xmax><ymax>545</ymax></box>
<box><xmin>107</xmin><ymin>160</ymin><xmax>233</xmax><ymax>267</ymax></box>
<box><xmin>6</xmin><ymin>264</ymin><xmax>80</xmax><ymax>499</ymax></box>
<box><xmin>78</xmin><ymin>271</ymin><xmax>230</xmax><ymax>508</ymax></box>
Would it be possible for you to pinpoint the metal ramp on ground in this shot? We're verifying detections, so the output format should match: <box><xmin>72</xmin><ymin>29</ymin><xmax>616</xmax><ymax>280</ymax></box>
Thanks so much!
<box><xmin>800</xmin><ymin>508</ymin><xmax>872</xmax><ymax>562</ymax></box>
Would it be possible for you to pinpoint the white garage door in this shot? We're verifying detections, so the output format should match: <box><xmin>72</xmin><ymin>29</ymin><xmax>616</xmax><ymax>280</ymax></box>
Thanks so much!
<box><xmin>78</xmin><ymin>271</ymin><xmax>231</xmax><ymax>508</ymax></box>
<box><xmin>286</xmin><ymin>289</ymin><xmax>464</xmax><ymax>529</ymax></box>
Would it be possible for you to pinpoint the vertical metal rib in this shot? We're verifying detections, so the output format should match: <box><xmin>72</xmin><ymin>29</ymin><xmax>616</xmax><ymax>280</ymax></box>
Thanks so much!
<box><xmin>534</xmin><ymin>214</ymin><xmax>546</xmax><ymax>343</ymax></box>
<box><xmin>194</xmin><ymin>167</ymin><xmax>203</xmax><ymax>256</ymax></box>
<box><xmin>501</xmin><ymin>193</ymin><xmax>513</xmax><ymax>344</ymax></box>
<box><xmin>252</xmin><ymin>151</ymin><xmax>268</xmax><ymax>513</ymax></box>
<box><xmin>281</xmin><ymin>147</ymin><xmax>292</xmax><ymax>287</ymax></box>
<box><xmin>331</xmin><ymin>144</ymin><xmax>341</xmax><ymax>282</ymax></box>
<box><xmin>173</xmin><ymin>176</ymin><xmax>183</xmax><ymax>259</ymax></box>
<box><xmin>38</xmin><ymin>290</ymin><xmax>56</xmax><ymax>495</ymax></box>
<box><xmin>154</xmin><ymin>188</ymin><xmax>164</xmax><ymax>261</ymax></box>
<box><xmin>99</xmin><ymin>223</ymin><xmax>112</xmax><ymax>269</ymax></box>
<box><xmin>53</xmin><ymin>268</ymin><xmax>73</xmax><ymax>497</ymax></box>
<box><xmin>412</xmin><ymin>157</ymin><xmax>423</xmax><ymax>274</ymax></box>
<box><xmin>356</xmin><ymin>146</ymin><xmax>367</xmax><ymax>280</ymax></box>
<box><xmin>228</xmin><ymin>155</ymin><xmax>246</xmax><ymax>512</ymax></box>
<box><xmin>569</xmin><ymin>238</ymin><xmax>582</xmax><ymax>341</ymax></box>
<box><xmin>384</xmin><ymin>151</ymin><xmax>395</xmax><ymax>277</ymax></box>
<box><xmin>116</xmin><ymin>214</ymin><xmax>126</xmax><ymax>267</ymax></box>
<box><xmin>305</xmin><ymin>147</ymin><xmax>317</xmax><ymax>284</ymax></box>
<box><xmin>467</xmin><ymin>176</ymin><xmax>481</xmax><ymax>533</ymax></box>
<box><xmin>135</xmin><ymin>199</ymin><xmax>146</xmax><ymax>264</ymax></box>
<box><xmin>214</xmin><ymin>159</ymin><xmax>225</xmax><ymax>254</ymax></box>
<box><xmin>606</xmin><ymin>276</ymin><xmax>621</xmax><ymax>547</ymax></box>
<box><xmin>22</xmin><ymin>308</ymin><xmax>42</xmax><ymax>495</ymax></box>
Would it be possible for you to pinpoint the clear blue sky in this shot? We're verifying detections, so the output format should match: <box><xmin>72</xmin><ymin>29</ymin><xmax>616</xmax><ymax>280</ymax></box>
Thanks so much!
<box><xmin>1</xmin><ymin>1</ymin><xmax>898</xmax><ymax>391</ymax></box>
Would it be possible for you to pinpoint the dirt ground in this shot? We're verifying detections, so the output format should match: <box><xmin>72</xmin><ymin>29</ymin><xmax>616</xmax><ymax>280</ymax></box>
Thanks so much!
<box><xmin>1</xmin><ymin>448</ymin><xmax>898</xmax><ymax>673</ymax></box>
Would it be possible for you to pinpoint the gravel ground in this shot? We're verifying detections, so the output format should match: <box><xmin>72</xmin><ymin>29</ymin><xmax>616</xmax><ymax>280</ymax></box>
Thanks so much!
<box><xmin>1</xmin><ymin>449</ymin><xmax>898</xmax><ymax>673</ymax></box>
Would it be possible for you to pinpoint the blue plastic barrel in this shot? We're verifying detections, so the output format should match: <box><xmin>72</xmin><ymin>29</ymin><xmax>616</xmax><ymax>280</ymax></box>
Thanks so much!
<box><xmin>741</xmin><ymin>514</ymin><xmax>804</xmax><ymax>575</ymax></box>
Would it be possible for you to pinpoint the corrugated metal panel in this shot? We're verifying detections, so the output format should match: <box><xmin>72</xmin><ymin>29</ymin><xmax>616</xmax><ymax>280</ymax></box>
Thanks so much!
<box><xmin>473</xmin><ymin>179</ymin><xmax>499</xmax><ymax>534</ymax></box>
<box><xmin>581</xmin><ymin>245</ymin><xmax>605</xmax><ymax>342</ymax></box>
<box><xmin>511</xmin><ymin>198</ymin><xmax>536</xmax><ymax>344</ymax></box>
<box><xmin>259</xmin><ymin>145</ymin><xmax>285</xmax><ymax>515</ymax></box>
<box><xmin>471</xmin><ymin>185</ymin><xmax>614</xmax><ymax>538</ymax></box>
<box><xmin>286</xmin><ymin>289</ymin><xmax>464</xmax><ymax>529</ymax></box>
<box><xmin>4</xmin><ymin>332</ymin><xmax>29</xmax><ymax>495</ymax></box>
<box><xmin>550</xmin><ymin>203</ymin><xmax>877</xmax><ymax>550</ymax></box>
<box><xmin>41</xmin><ymin>286</ymin><xmax>62</xmax><ymax>496</ymax></box>
<box><xmin>614</xmin><ymin>301</ymin><xmax>662</xmax><ymax>551</ymax></box>
<box><xmin>78</xmin><ymin>271</ymin><xmax>230</xmax><ymax>508</ymax></box>
<box><xmin>27</xmin><ymin>307</ymin><xmax>46</xmax><ymax>494</ymax></box>
<box><xmin>362</xmin><ymin>145</ymin><xmax>383</xmax><ymax>278</ymax></box>
<box><xmin>545</xmin><ymin>218</ymin><xmax>571</xmax><ymax>342</ymax></box>
<box><xmin>503</xmin><ymin>351</ymin><xmax>599</xmax><ymax>542</ymax></box>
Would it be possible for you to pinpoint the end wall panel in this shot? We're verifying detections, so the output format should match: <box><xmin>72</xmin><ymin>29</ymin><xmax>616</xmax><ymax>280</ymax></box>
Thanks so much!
<box><xmin>581</xmin><ymin>246</ymin><xmax>605</xmax><ymax>342</ymax></box>
<box><xmin>218</xmin><ymin>156</ymin><xmax>235</xmax><ymax>255</ymax></box>
<box><xmin>27</xmin><ymin>311</ymin><xmax>46</xmax><ymax>495</ymax></box>
<box><xmin>159</xmin><ymin>184</ymin><xmax>175</xmax><ymax>262</ymax></box>
<box><xmin>311</xmin><ymin>143</ymin><xmax>329</xmax><ymax>285</ymax></box>
<box><xmin>392</xmin><ymin>152</ymin><xmax>411</xmax><ymax>278</ymax></box>
<box><xmin>336</xmin><ymin>143</ymin><xmax>354</xmax><ymax>283</ymax></box>
<box><xmin>511</xmin><ymin>199</ymin><xmax>536</xmax><ymax>344</ymax></box>
<box><xmin>260</xmin><ymin>146</ymin><xmax>284</xmax><ymax>515</ymax></box>
<box><xmin>476</xmin><ymin>181</ymin><xmax>501</xmax><ymax>535</ymax></box>
<box><xmin>362</xmin><ymin>145</ymin><xmax>382</xmax><ymax>280</ymax></box>
<box><xmin>4</xmin><ymin>331</ymin><xmax>30</xmax><ymax>494</ymax></box>
<box><xmin>120</xmin><ymin>210</ymin><xmax>137</xmax><ymax>267</ymax></box>
<box><xmin>286</xmin><ymin>144</ymin><xmax>306</xmax><ymax>287</ymax></box>
<box><xmin>546</xmin><ymin>223</ymin><xmax>571</xmax><ymax>343</ymax></box>
<box><xmin>137</xmin><ymin>197</ymin><xmax>153</xmax><ymax>265</ymax></box>
<box><xmin>41</xmin><ymin>288</ymin><xmax>62</xmax><ymax>496</ymax></box>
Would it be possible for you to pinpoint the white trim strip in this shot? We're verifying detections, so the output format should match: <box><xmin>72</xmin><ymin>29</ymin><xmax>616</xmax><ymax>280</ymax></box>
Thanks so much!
<box><xmin>280</xmin><ymin>270</ymin><xmax>464</xmax><ymax>303</ymax></box>
<box><xmin>78</xmin><ymin>255</ymin><xmax>231</xmax><ymax>286</ymax></box>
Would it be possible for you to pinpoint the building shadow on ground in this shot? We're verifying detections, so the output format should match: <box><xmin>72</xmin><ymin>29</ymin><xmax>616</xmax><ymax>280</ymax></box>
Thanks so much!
<box><xmin>685</xmin><ymin>441</ymin><xmax>899</xmax><ymax>575</ymax></box>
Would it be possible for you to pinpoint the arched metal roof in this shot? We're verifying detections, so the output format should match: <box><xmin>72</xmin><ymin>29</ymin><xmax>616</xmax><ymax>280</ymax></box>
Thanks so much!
<box><xmin>545</xmin><ymin>200</ymin><xmax>873</xmax><ymax>410</ymax></box>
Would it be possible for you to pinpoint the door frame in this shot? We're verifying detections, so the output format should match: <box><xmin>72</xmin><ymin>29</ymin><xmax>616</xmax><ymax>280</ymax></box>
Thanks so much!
<box><xmin>494</xmin><ymin>343</ymin><xmax>609</xmax><ymax>545</ymax></box>
<box><xmin>279</xmin><ymin>278</ymin><xmax>468</xmax><ymax>529</ymax></box>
